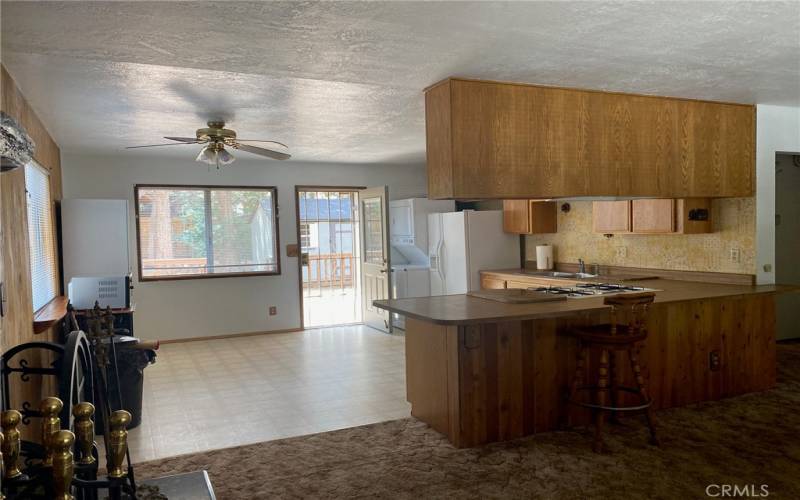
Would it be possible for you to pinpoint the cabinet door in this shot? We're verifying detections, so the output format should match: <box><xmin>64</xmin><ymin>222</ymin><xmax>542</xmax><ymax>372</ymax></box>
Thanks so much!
<box><xmin>503</xmin><ymin>200</ymin><xmax>557</xmax><ymax>234</ymax></box>
<box><xmin>676</xmin><ymin>198</ymin><xmax>712</xmax><ymax>234</ymax></box>
<box><xmin>592</xmin><ymin>201</ymin><xmax>631</xmax><ymax>233</ymax></box>
<box><xmin>506</xmin><ymin>280</ymin><xmax>534</xmax><ymax>289</ymax></box>
<box><xmin>480</xmin><ymin>276</ymin><xmax>506</xmax><ymax>290</ymax></box>
<box><xmin>632</xmin><ymin>199</ymin><xmax>675</xmax><ymax>233</ymax></box>
<box><xmin>529</xmin><ymin>201</ymin><xmax>557</xmax><ymax>233</ymax></box>
<box><xmin>502</xmin><ymin>200</ymin><xmax>530</xmax><ymax>233</ymax></box>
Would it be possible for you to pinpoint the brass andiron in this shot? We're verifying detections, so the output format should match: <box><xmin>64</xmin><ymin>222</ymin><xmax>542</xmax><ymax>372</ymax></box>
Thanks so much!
<box><xmin>73</xmin><ymin>402</ymin><xmax>96</xmax><ymax>465</ymax></box>
<box><xmin>1</xmin><ymin>410</ymin><xmax>23</xmax><ymax>479</ymax></box>
<box><xmin>51</xmin><ymin>430</ymin><xmax>76</xmax><ymax>500</ymax></box>
<box><xmin>40</xmin><ymin>397</ymin><xmax>63</xmax><ymax>467</ymax></box>
<box><xmin>107</xmin><ymin>410</ymin><xmax>131</xmax><ymax>479</ymax></box>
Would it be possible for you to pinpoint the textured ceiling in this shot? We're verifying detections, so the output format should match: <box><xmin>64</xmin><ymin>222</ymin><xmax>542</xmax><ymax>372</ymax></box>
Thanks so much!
<box><xmin>2</xmin><ymin>1</ymin><xmax>799</xmax><ymax>164</ymax></box>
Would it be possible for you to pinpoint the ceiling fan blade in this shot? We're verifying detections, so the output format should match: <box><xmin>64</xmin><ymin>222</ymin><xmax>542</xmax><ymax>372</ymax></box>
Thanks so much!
<box><xmin>164</xmin><ymin>136</ymin><xmax>202</xmax><ymax>143</ymax></box>
<box><xmin>235</xmin><ymin>140</ymin><xmax>289</xmax><ymax>149</ymax></box>
<box><xmin>126</xmin><ymin>141</ymin><xmax>202</xmax><ymax>149</ymax></box>
<box><xmin>233</xmin><ymin>142</ymin><xmax>291</xmax><ymax>161</ymax></box>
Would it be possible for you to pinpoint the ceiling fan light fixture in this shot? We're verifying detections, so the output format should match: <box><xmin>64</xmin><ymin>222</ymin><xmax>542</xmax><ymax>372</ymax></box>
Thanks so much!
<box><xmin>196</xmin><ymin>143</ymin><xmax>236</xmax><ymax>168</ymax></box>
<box><xmin>217</xmin><ymin>147</ymin><xmax>235</xmax><ymax>165</ymax></box>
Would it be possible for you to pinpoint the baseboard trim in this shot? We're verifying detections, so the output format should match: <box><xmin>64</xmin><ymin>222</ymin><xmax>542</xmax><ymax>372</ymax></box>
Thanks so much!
<box><xmin>160</xmin><ymin>327</ymin><xmax>304</xmax><ymax>344</ymax></box>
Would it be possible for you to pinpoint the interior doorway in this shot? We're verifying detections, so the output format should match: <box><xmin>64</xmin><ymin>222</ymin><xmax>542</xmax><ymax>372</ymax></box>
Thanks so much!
<box><xmin>775</xmin><ymin>153</ymin><xmax>800</xmax><ymax>340</ymax></box>
<box><xmin>296</xmin><ymin>187</ymin><xmax>363</xmax><ymax>328</ymax></box>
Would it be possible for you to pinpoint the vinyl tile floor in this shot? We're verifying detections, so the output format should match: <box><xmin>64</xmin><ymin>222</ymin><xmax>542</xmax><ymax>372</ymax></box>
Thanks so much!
<box><xmin>102</xmin><ymin>325</ymin><xmax>410</xmax><ymax>463</ymax></box>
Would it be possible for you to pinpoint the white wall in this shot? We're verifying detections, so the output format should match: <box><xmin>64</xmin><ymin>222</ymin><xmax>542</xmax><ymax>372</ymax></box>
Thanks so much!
<box><xmin>61</xmin><ymin>152</ymin><xmax>427</xmax><ymax>341</ymax></box>
<box><xmin>755</xmin><ymin>105</ymin><xmax>800</xmax><ymax>285</ymax></box>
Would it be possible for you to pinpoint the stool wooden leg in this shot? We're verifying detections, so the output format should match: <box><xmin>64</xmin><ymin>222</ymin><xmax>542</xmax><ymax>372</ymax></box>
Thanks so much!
<box><xmin>629</xmin><ymin>347</ymin><xmax>660</xmax><ymax>446</ymax></box>
<box><xmin>567</xmin><ymin>343</ymin><xmax>587</xmax><ymax>428</ymax></box>
<box><xmin>593</xmin><ymin>349</ymin><xmax>609</xmax><ymax>453</ymax></box>
<box><xmin>609</xmin><ymin>350</ymin><xmax>621</xmax><ymax>424</ymax></box>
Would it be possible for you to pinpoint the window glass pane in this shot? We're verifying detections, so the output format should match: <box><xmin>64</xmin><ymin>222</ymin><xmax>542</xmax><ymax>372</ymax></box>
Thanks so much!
<box><xmin>362</xmin><ymin>197</ymin><xmax>383</xmax><ymax>264</ymax></box>
<box><xmin>136</xmin><ymin>186</ymin><xmax>278</xmax><ymax>279</ymax></box>
<box><xmin>210</xmin><ymin>189</ymin><xmax>276</xmax><ymax>274</ymax></box>
<box><xmin>25</xmin><ymin>162</ymin><xmax>57</xmax><ymax>311</ymax></box>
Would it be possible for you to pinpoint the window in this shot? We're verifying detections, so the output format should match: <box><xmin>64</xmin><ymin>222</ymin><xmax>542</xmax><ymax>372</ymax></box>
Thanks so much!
<box><xmin>362</xmin><ymin>197</ymin><xmax>383</xmax><ymax>264</ymax></box>
<box><xmin>25</xmin><ymin>162</ymin><xmax>58</xmax><ymax>311</ymax></box>
<box><xmin>135</xmin><ymin>185</ymin><xmax>280</xmax><ymax>280</ymax></box>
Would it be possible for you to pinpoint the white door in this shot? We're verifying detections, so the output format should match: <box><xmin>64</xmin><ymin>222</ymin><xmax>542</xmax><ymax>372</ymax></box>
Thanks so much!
<box><xmin>360</xmin><ymin>186</ymin><xmax>391</xmax><ymax>332</ymax></box>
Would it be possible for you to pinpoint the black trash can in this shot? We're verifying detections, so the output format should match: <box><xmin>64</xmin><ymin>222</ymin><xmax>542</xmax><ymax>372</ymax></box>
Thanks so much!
<box><xmin>96</xmin><ymin>337</ymin><xmax>156</xmax><ymax>432</ymax></box>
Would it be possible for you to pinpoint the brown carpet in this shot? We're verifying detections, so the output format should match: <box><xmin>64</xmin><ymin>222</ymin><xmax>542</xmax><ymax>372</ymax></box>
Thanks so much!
<box><xmin>136</xmin><ymin>343</ymin><xmax>800</xmax><ymax>499</ymax></box>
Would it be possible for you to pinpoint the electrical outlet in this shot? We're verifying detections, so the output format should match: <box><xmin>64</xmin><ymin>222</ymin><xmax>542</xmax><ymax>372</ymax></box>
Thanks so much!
<box><xmin>269</xmin><ymin>306</ymin><xmax>277</xmax><ymax>316</ymax></box>
<box><xmin>730</xmin><ymin>247</ymin><xmax>741</xmax><ymax>264</ymax></box>
<box><xmin>709</xmin><ymin>350</ymin><xmax>721</xmax><ymax>371</ymax></box>
<box><xmin>616</xmin><ymin>246</ymin><xmax>627</xmax><ymax>258</ymax></box>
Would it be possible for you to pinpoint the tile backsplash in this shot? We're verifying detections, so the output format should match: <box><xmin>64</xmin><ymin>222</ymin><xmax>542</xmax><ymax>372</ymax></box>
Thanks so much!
<box><xmin>525</xmin><ymin>198</ymin><xmax>755</xmax><ymax>275</ymax></box>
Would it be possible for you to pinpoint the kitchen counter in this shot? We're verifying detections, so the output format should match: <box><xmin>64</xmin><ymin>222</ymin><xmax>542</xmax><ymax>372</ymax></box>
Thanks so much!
<box><xmin>378</xmin><ymin>276</ymin><xmax>790</xmax><ymax>448</ymax></box>
<box><xmin>373</xmin><ymin>278</ymin><xmax>789</xmax><ymax>326</ymax></box>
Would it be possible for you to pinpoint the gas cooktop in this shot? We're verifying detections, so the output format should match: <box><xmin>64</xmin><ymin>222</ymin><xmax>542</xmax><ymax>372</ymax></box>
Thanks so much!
<box><xmin>530</xmin><ymin>283</ymin><xmax>658</xmax><ymax>298</ymax></box>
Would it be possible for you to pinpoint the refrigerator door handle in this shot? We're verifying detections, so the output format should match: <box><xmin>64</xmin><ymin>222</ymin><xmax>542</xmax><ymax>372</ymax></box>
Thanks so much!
<box><xmin>437</xmin><ymin>241</ymin><xmax>445</xmax><ymax>279</ymax></box>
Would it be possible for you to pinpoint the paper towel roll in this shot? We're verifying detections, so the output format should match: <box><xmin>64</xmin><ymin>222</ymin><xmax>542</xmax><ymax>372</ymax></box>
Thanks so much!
<box><xmin>536</xmin><ymin>245</ymin><xmax>554</xmax><ymax>270</ymax></box>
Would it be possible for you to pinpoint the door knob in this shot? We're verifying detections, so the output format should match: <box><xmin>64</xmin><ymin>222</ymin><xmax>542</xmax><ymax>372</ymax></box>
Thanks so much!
<box><xmin>380</xmin><ymin>269</ymin><xmax>387</xmax><ymax>273</ymax></box>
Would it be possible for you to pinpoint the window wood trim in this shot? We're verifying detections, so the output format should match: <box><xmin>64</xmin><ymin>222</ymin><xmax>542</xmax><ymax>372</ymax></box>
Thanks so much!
<box><xmin>134</xmin><ymin>184</ymin><xmax>281</xmax><ymax>282</ymax></box>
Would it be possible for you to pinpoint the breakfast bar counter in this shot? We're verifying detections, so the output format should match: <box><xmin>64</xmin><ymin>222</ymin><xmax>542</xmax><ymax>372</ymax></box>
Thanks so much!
<box><xmin>374</xmin><ymin>280</ymin><xmax>788</xmax><ymax>448</ymax></box>
<box><xmin>375</xmin><ymin>279</ymin><xmax>787</xmax><ymax>325</ymax></box>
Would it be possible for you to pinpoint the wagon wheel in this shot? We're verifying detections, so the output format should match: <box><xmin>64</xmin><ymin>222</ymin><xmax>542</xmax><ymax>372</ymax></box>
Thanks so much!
<box><xmin>58</xmin><ymin>331</ymin><xmax>95</xmax><ymax>429</ymax></box>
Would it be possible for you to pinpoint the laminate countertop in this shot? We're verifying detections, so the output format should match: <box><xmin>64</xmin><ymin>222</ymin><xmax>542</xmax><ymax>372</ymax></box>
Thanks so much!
<box><xmin>373</xmin><ymin>280</ymin><xmax>795</xmax><ymax>326</ymax></box>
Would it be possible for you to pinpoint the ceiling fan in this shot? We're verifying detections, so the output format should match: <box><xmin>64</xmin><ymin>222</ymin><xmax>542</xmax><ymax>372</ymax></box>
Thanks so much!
<box><xmin>126</xmin><ymin>121</ymin><xmax>291</xmax><ymax>167</ymax></box>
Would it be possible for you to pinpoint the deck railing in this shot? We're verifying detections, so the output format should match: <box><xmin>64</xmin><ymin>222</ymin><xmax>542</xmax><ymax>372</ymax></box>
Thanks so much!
<box><xmin>303</xmin><ymin>252</ymin><xmax>356</xmax><ymax>289</ymax></box>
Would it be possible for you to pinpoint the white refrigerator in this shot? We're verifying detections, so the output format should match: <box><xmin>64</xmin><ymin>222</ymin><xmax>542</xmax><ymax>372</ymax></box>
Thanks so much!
<box><xmin>428</xmin><ymin>210</ymin><xmax>520</xmax><ymax>295</ymax></box>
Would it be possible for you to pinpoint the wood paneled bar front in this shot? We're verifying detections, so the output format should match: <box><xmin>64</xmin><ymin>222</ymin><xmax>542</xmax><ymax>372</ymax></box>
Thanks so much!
<box><xmin>376</xmin><ymin>282</ymin><xmax>781</xmax><ymax>448</ymax></box>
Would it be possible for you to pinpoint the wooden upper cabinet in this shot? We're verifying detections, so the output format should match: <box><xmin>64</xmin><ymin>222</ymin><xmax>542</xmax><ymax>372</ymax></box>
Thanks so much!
<box><xmin>675</xmin><ymin>198</ymin><xmax>713</xmax><ymax>234</ymax></box>
<box><xmin>594</xmin><ymin>198</ymin><xmax>712</xmax><ymax>235</ymax></box>
<box><xmin>592</xmin><ymin>201</ymin><xmax>631</xmax><ymax>233</ymax></box>
<box><xmin>502</xmin><ymin>200</ymin><xmax>557</xmax><ymax>234</ymax></box>
<box><xmin>632</xmin><ymin>199</ymin><xmax>675</xmax><ymax>233</ymax></box>
<box><xmin>425</xmin><ymin>78</ymin><xmax>755</xmax><ymax>199</ymax></box>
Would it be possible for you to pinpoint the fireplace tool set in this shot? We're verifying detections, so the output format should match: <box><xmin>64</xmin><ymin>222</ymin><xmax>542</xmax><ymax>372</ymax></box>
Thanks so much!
<box><xmin>1</xmin><ymin>400</ymin><xmax>132</xmax><ymax>499</ymax></box>
<box><xmin>0</xmin><ymin>303</ymin><xmax>146</xmax><ymax>499</ymax></box>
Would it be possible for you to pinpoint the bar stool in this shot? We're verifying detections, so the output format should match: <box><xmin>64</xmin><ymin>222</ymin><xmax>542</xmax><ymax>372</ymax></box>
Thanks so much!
<box><xmin>567</xmin><ymin>292</ymin><xmax>659</xmax><ymax>452</ymax></box>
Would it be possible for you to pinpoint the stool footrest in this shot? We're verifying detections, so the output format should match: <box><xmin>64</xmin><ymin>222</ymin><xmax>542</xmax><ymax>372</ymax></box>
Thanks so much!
<box><xmin>568</xmin><ymin>385</ymin><xmax>652</xmax><ymax>412</ymax></box>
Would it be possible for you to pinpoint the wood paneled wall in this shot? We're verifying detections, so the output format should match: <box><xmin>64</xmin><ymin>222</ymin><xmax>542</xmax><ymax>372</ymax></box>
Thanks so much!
<box><xmin>1</xmin><ymin>64</ymin><xmax>63</xmax><ymax>349</ymax></box>
<box><xmin>1</xmin><ymin>65</ymin><xmax>62</xmax><ymax>432</ymax></box>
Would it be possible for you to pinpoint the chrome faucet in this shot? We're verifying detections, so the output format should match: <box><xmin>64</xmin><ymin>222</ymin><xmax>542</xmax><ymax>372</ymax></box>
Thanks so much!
<box><xmin>578</xmin><ymin>258</ymin><xmax>585</xmax><ymax>274</ymax></box>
